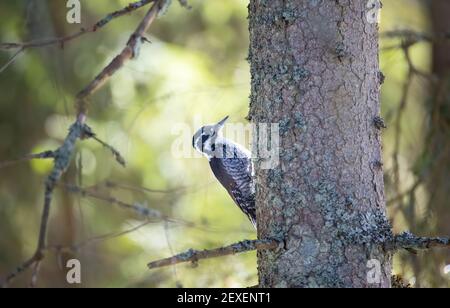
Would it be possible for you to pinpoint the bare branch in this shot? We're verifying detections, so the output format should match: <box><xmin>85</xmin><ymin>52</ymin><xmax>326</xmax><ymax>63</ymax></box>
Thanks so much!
<box><xmin>2</xmin><ymin>122</ymin><xmax>89</xmax><ymax>287</ymax></box>
<box><xmin>0</xmin><ymin>47</ymin><xmax>24</xmax><ymax>74</ymax></box>
<box><xmin>93</xmin><ymin>136</ymin><xmax>126</xmax><ymax>166</ymax></box>
<box><xmin>0</xmin><ymin>0</ymin><xmax>156</xmax><ymax>51</ymax></box>
<box><xmin>1</xmin><ymin>121</ymin><xmax>85</xmax><ymax>287</ymax></box>
<box><xmin>382</xmin><ymin>30</ymin><xmax>450</xmax><ymax>47</ymax></box>
<box><xmin>147</xmin><ymin>239</ymin><xmax>280</xmax><ymax>269</ymax></box>
<box><xmin>46</xmin><ymin>220</ymin><xmax>153</xmax><ymax>254</ymax></box>
<box><xmin>0</xmin><ymin>256</ymin><xmax>37</xmax><ymax>287</ymax></box>
<box><xmin>93</xmin><ymin>0</ymin><xmax>157</xmax><ymax>31</ymax></box>
<box><xmin>104</xmin><ymin>180</ymin><xmax>187</xmax><ymax>194</ymax></box>
<box><xmin>82</xmin><ymin>126</ymin><xmax>126</xmax><ymax>167</ymax></box>
<box><xmin>0</xmin><ymin>150</ymin><xmax>55</xmax><ymax>169</ymax></box>
<box><xmin>391</xmin><ymin>232</ymin><xmax>450</xmax><ymax>251</ymax></box>
<box><xmin>61</xmin><ymin>183</ymin><xmax>165</xmax><ymax>220</ymax></box>
<box><xmin>76</xmin><ymin>0</ymin><xmax>165</xmax><ymax>116</ymax></box>
<box><xmin>29</xmin><ymin>261</ymin><xmax>42</xmax><ymax>288</ymax></box>
<box><xmin>60</xmin><ymin>182</ymin><xmax>196</xmax><ymax>229</ymax></box>
<box><xmin>382</xmin><ymin>30</ymin><xmax>434</xmax><ymax>45</ymax></box>
<box><xmin>0</xmin><ymin>0</ymin><xmax>169</xmax><ymax>287</ymax></box>
<box><xmin>1</xmin><ymin>220</ymin><xmax>154</xmax><ymax>287</ymax></box>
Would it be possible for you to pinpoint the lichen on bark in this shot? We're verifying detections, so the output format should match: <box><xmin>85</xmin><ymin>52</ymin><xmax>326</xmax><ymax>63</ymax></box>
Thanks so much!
<box><xmin>249</xmin><ymin>0</ymin><xmax>392</xmax><ymax>287</ymax></box>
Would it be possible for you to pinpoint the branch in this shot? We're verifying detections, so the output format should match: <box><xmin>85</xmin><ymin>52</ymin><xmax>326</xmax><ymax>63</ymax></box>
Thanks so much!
<box><xmin>0</xmin><ymin>121</ymin><xmax>89</xmax><ymax>287</ymax></box>
<box><xmin>82</xmin><ymin>126</ymin><xmax>126</xmax><ymax>167</ymax></box>
<box><xmin>0</xmin><ymin>255</ymin><xmax>37</xmax><ymax>288</ymax></box>
<box><xmin>0</xmin><ymin>47</ymin><xmax>24</xmax><ymax>74</ymax></box>
<box><xmin>59</xmin><ymin>182</ymin><xmax>196</xmax><ymax>227</ymax></box>
<box><xmin>61</xmin><ymin>183</ymin><xmax>165</xmax><ymax>221</ymax></box>
<box><xmin>104</xmin><ymin>180</ymin><xmax>187</xmax><ymax>194</ymax></box>
<box><xmin>0</xmin><ymin>1</ymin><xmax>159</xmax><ymax>75</ymax></box>
<box><xmin>382</xmin><ymin>30</ymin><xmax>434</xmax><ymax>45</ymax></box>
<box><xmin>1</xmin><ymin>123</ymin><xmax>133</xmax><ymax>287</ymax></box>
<box><xmin>381</xmin><ymin>30</ymin><xmax>450</xmax><ymax>51</ymax></box>
<box><xmin>46</xmin><ymin>220</ymin><xmax>152</xmax><ymax>254</ymax></box>
<box><xmin>391</xmin><ymin>232</ymin><xmax>450</xmax><ymax>251</ymax></box>
<box><xmin>147</xmin><ymin>238</ymin><xmax>280</xmax><ymax>269</ymax></box>
<box><xmin>0</xmin><ymin>0</ymin><xmax>156</xmax><ymax>51</ymax></box>
<box><xmin>76</xmin><ymin>0</ymin><xmax>165</xmax><ymax>116</ymax></box>
<box><xmin>1</xmin><ymin>0</ymin><xmax>169</xmax><ymax>287</ymax></box>
<box><xmin>0</xmin><ymin>150</ymin><xmax>55</xmax><ymax>169</ymax></box>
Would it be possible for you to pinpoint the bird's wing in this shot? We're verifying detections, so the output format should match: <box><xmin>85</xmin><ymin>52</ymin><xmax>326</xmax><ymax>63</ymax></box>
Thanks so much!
<box><xmin>209</xmin><ymin>152</ymin><xmax>256</xmax><ymax>227</ymax></box>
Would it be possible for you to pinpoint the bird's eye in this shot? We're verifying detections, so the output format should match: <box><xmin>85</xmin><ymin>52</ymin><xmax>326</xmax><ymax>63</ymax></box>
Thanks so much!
<box><xmin>201</xmin><ymin>135</ymin><xmax>209</xmax><ymax>143</ymax></box>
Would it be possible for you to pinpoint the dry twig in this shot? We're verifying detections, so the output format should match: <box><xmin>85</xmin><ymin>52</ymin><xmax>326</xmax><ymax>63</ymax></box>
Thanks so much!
<box><xmin>147</xmin><ymin>239</ymin><xmax>280</xmax><ymax>269</ymax></box>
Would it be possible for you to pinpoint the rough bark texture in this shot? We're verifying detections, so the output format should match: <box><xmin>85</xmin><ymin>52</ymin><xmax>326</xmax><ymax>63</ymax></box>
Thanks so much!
<box><xmin>248</xmin><ymin>0</ymin><xmax>392</xmax><ymax>287</ymax></box>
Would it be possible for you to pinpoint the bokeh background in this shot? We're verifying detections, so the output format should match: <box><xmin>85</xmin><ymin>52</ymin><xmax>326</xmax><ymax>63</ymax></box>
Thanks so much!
<box><xmin>0</xmin><ymin>0</ymin><xmax>448</xmax><ymax>287</ymax></box>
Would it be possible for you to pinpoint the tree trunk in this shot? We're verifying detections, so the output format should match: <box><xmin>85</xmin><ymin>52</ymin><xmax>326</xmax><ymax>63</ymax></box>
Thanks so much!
<box><xmin>248</xmin><ymin>0</ymin><xmax>392</xmax><ymax>287</ymax></box>
<box><xmin>429</xmin><ymin>0</ymin><xmax>450</xmax><ymax>239</ymax></box>
<box><xmin>420</xmin><ymin>0</ymin><xmax>450</xmax><ymax>287</ymax></box>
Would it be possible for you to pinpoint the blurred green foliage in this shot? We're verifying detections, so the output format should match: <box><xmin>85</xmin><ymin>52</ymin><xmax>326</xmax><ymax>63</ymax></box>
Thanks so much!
<box><xmin>0</xmin><ymin>0</ymin><xmax>448</xmax><ymax>287</ymax></box>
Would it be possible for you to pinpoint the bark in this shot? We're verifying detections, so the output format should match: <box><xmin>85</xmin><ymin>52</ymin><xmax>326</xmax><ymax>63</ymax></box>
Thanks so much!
<box><xmin>431</xmin><ymin>1</ymin><xmax>450</xmax><ymax>76</ymax></box>
<box><xmin>429</xmin><ymin>0</ymin><xmax>450</xmax><ymax>242</ymax></box>
<box><xmin>248</xmin><ymin>0</ymin><xmax>392</xmax><ymax>287</ymax></box>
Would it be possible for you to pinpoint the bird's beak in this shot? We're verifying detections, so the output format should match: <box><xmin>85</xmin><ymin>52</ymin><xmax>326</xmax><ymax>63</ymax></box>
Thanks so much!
<box><xmin>215</xmin><ymin>115</ymin><xmax>229</xmax><ymax>130</ymax></box>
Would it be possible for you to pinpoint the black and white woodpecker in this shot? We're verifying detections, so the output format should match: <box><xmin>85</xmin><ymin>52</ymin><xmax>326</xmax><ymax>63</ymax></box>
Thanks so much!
<box><xmin>192</xmin><ymin>116</ymin><xmax>256</xmax><ymax>228</ymax></box>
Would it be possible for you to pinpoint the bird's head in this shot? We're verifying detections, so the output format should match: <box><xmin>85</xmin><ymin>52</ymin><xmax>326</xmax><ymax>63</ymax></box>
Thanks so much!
<box><xmin>192</xmin><ymin>116</ymin><xmax>228</xmax><ymax>157</ymax></box>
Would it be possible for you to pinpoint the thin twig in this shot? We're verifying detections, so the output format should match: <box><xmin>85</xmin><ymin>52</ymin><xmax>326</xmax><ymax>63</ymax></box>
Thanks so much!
<box><xmin>61</xmin><ymin>183</ymin><xmax>164</xmax><ymax>220</ymax></box>
<box><xmin>81</xmin><ymin>126</ymin><xmax>126</xmax><ymax>167</ymax></box>
<box><xmin>0</xmin><ymin>47</ymin><xmax>24</xmax><ymax>74</ymax></box>
<box><xmin>104</xmin><ymin>180</ymin><xmax>187</xmax><ymax>194</ymax></box>
<box><xmin>382</xmin><ymin>29</ymin><xmax>450</xmax><ymax>46</ymax></box>
<box><xmin>147</xmin><ymin>239</ymin><xmax>280</xmax><ymax>269</ymax></box>
<box><xmin>0</xmin><ymin>150</ymin><xmax>55</xmax><ymax>169</ymax></box>
<box><xmin>60</xmin><ymin>183</ymin><xmax>195</xmax><ymax>229</ymax></box>
<box><xmin>92</xmin><ymin>136</ymin><xmax>126</xmax><ymax>166</ymax></box>
<box><xmin>0</xmin><ymin>256</ymin><xmax>35</xmax><ymax>287</ymax></box>
<box><xmin>46</xmin><ymin>219</ymin><xmax>153</xmax><ymax>254</ymax></box>
<box><xmin>29</xmin><ymin>261</ymin><xmax>42</xmax><ymax>288</ymax></box>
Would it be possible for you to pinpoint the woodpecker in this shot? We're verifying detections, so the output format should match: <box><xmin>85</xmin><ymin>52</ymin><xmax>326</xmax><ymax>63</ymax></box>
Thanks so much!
<box><xmin>192</xmin><ymin>116</ymin><xmax>256</xmax><ymax>228</ymax></box>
